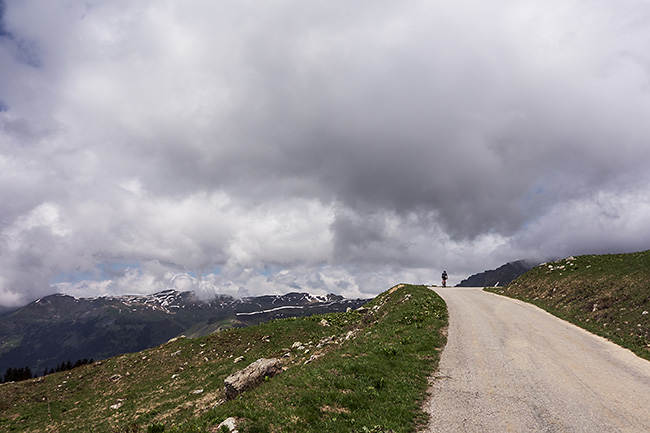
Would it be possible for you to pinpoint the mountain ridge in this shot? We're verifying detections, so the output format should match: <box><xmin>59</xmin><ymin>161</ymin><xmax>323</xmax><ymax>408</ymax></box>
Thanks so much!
<box><xmin>0</xmin><ymin>289</ymin><xmax>368</xmax><ymax>376</ymax></box>
<box><xmin>456</xmin><ymin>259</ymin><xmax>537</xmax><ymax>287</ymax></box>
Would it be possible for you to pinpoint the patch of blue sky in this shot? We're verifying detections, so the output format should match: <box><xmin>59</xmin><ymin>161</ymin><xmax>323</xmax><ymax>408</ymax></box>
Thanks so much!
<box><xmin>258</xmin><ymin>265</ymin><xmax>285</xmax><ymax>277</ymax></box>
<box><xmin>51</xmin><ymin>263</ymin><xmax>224</xmax><ymax>286</ymax></box>
<box><xmin>207</xmin><ymin>266</ymin><xmax>221</xmax><ymax>275</ymax></box>
<box><xmin>51</xmin><ymin>270</ymin><xmax>98</xmax><ymax>284</ymax></box>
<box><xmin>52</xmin><ymin>261</ymin><xmax>142</xmax><ymax>285</ymax></box>
<box><xmin>97</xmin><ymin>261</ymin><xmax>141</xmax><ymax>278</ymax></box>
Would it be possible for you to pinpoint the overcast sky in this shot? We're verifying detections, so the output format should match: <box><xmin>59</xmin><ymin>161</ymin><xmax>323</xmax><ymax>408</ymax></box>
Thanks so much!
<box><xmin>1</xmin><ymin>0</ymin><xmax>650</xmax><ymax>308</ymax></box>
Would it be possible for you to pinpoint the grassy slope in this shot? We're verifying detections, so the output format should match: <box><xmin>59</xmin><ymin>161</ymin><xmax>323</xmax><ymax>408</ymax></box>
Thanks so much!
<box><xmin>0</xmin><ymin>284</ymin><xmax>447</xmax><ymax>433</ymax></box>
<box><xmin>487</xmin><ymin>250</ymin><xmax>650</xmax><ymax>361</ymax></box>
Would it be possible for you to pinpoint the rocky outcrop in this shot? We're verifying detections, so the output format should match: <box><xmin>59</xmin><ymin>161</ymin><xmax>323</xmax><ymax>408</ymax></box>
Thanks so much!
<box><xmin>216</xmin><ymin>417</ymin><xmax>239</xmax><ymax>432</ymax></box>
<box><xmin>224</xmin><ymin>358</ymin><xmax>282</xmax><ymax>399</ymax></box>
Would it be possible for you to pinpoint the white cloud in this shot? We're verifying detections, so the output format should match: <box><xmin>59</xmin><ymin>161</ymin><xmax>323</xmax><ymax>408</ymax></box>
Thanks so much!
<box><xmin>2</xmin><ymin>0</ymin><xmax>650</xmax><ymax>306</ymax></box>
<box><xmin>512</xmin><ymin>181</ymin><xmax>650</xmax><ymax>259</ymax></box>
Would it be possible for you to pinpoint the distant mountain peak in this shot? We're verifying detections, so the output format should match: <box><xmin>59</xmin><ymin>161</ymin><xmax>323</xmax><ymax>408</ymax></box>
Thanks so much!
<box><xmin>0</xmin><ymin>289</ymin><xmax>369</xmax><ymax>376</ymax></box>
<box><xmin>97</xmin><ymin>289</ymin><xmax>193</xmax><ymax>313</ymax></box>
<box><xmin>457</xmin><ymin>260</ymin><xmax>537</xmax><ymax>287</ymax></box>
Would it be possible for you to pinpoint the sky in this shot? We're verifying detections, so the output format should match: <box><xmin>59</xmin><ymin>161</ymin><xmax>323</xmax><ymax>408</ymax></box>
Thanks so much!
<box><xmin>1</xmin><ymin>0</ymin><xmax>650</xmax><ymax>308</ymax></box>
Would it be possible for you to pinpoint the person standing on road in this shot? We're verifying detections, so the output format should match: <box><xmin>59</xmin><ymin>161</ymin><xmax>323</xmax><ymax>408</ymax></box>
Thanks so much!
<box><xmin>442</xmin><ymin>271</ymin><xmax>448</xmax><ymax>287</ymax></box>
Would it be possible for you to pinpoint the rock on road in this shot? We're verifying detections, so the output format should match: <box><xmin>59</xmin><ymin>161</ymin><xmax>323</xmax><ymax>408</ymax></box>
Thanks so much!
<box><xmin>423</xmin><ymin>287</ymin><xmax>650</xmax><ymax>433</ymax></box>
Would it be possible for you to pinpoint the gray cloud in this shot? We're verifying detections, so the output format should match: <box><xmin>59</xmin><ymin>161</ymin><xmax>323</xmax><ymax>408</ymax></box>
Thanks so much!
<box><xmin>1</xmin><ymin>0</ymin><xmax>650</xmax><ymax>307</ymax></box>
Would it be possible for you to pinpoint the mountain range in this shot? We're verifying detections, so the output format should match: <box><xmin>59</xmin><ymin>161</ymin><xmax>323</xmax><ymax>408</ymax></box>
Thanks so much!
<box><xmin>0</xmin><ymin>259</ymin><xmax>535</xmax><ymax>378</ymax></box>
<box><xmin>0</xmin><ymin>289</ymin><xmax>368</xmax><ymax>376</ymax></box>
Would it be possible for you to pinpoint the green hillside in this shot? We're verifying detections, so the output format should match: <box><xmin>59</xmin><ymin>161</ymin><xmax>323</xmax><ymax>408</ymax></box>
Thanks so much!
<box><xmin>0</xmin><ymin>284</ymin><xmax>447</xmax><ymax>433</ymax></box>
<box><xmin>488</xmin><ymin>250</ymin><xmax>650</xmax><ymax>361</ymax></box>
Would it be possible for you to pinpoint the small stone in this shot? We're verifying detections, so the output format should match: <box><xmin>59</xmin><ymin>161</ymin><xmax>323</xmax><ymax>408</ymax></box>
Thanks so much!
<box><xmin>317</xmin><ymin>336</ymin><xmax>336</xmax><ymax>348</ymax></box>
<box><xmin>217</xmin><ymin>417</ymin><xmax>239</xmax><ymax>433</ymax></box>
<box><xmin>191</xmin><ymin>389</ymin><xmax>204</xmax><ymax>394</ymax></box>
<box><xmin>304</xmin><ymin>354</ymin><xmax>323</xmax><ymax>365</ymax></box>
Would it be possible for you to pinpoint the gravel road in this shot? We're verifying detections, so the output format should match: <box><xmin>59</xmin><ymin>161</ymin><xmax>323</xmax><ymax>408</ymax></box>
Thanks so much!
<box><xmin>423</xmin><ymin>287</ymin><xmax>650</xmax><ymax>433</ymax></box>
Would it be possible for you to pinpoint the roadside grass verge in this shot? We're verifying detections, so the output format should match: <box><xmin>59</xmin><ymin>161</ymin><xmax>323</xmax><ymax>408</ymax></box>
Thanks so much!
<box><xmin>0</xmin><ymin>284</ymin><xmax>447</xmax><ymax>433</ymax></box>
<box><xmin>486</xmin><ymin>250</ymin><xmax>650</xmax><ymax>361</ymax></box>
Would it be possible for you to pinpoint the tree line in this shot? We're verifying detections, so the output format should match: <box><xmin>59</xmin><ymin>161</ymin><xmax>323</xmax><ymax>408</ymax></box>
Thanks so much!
<box><xmin>1</xmin><ymin>358</ymin><xmax>94</xmax><ymax>383</ymax></box>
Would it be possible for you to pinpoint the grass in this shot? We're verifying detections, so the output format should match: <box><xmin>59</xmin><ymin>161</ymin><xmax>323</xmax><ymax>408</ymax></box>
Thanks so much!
<box><xmin>486</xmin><ymin>250</ymin><xmax>650</xmax><ymax>361</ymax></box>
<box><xmin>0</xmin><ymin>284</ymin><xmax>447</xmax><ymax>433</ymax></box>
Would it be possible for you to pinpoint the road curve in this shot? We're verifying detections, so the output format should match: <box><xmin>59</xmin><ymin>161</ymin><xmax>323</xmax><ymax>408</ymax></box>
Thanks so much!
<box><xmin>423</xmin><ymin>287</ymin><xmax>650</xmax><ymax>433</ymax></box>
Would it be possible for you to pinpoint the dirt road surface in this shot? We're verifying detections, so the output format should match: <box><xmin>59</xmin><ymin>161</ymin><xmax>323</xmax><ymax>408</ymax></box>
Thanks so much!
<box><xmin>423</xmin><ymin>287</ymin><xmax>650</xmax><ymax>433</ymax></box>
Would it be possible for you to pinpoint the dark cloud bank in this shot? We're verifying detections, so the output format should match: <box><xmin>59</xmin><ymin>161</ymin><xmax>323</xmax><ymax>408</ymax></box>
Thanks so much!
<box><xmin>1</xmin><ymin>0</ymin><xmax>650</xmax><ymax>307</ymax></box>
